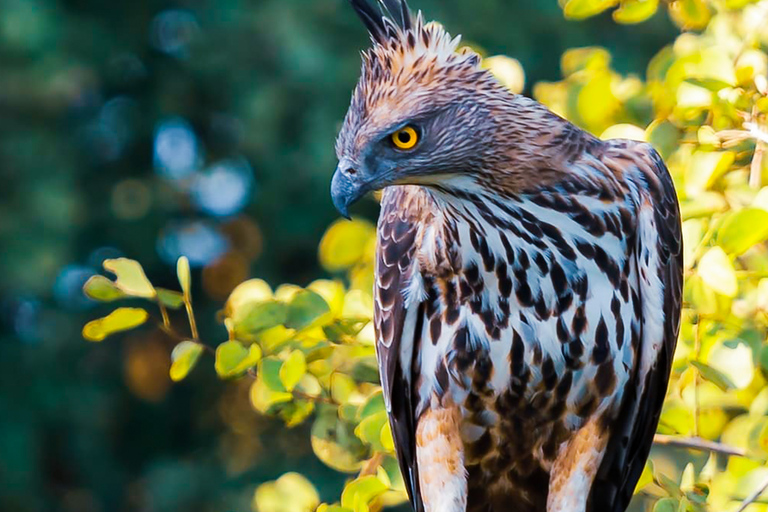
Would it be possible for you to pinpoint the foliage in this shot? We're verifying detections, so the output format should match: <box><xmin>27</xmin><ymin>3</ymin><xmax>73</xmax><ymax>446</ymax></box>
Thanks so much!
<box><xmin>79</xmin><ymin>1</ymin><xmax>768</xmax><ymax>512</ymax></box>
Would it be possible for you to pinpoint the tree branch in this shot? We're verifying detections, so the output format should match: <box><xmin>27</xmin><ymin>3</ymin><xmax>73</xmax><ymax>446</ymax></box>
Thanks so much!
<box><xmin>734</xmin><ymin>472</ymin><xmax>768</xmax><ymax>512</ymax></box>
<box><xmin>653</xmin><ymin>434</ymin><xmax>747</xmax><ymax>458</ymax></box>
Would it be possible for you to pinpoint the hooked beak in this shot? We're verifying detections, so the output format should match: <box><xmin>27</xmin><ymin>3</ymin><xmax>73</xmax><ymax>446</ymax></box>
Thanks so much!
<box><xmin>330</xmin><ymin>161</ymin><xmax>368</xmax><ymax>219</ymax></box>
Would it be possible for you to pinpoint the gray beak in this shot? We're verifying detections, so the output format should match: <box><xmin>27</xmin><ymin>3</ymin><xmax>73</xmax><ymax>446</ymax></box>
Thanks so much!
<box><xmin>330</xmin><ymin>162</ymin><xmax>366</xmax><ymax>219</ymax></box>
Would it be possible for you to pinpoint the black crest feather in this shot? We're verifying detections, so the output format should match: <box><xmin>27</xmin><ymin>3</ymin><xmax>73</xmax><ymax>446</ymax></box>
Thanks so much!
<box><xmin>349</xmin><ymin>0</ymin><xmax>412</xmax><ymax>44</ymax></box>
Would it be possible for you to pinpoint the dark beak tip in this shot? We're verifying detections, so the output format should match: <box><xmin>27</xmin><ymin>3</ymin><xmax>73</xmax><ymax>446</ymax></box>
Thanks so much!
<box><xmin>330</xmin><ymin>167</ymin><xmax>359</xmax><ymax>220</ymax></box>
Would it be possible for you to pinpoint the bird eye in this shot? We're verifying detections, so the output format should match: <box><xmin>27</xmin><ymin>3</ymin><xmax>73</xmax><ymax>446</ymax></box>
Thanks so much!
<box><xmin>391</xmin><ymin>126</ymin><xmax>419</xmax><ymax>151</ymax></box>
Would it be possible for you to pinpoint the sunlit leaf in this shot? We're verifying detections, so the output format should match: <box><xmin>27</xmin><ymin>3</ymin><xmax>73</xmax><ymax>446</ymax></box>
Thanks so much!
<box><xmin>340</xmin><ymin>475</ymin><xmax>388</xmax><ymax>512</ymax></box>
<box><xmin>311</xmin><ymin>412</ymin><xmax>367</xmax><ymax>473</ymax></box>
<box><xmin>82</xmin><ymin>307</ymin><xmax>149</xmax><ymax>342</ymax></box>
<box><xmin>669</xmin><ymin>0</ymin><xmax>711</xmax><ymax>29</ymax></box>
<box><xmin>226</xmin><ymin>279</ymin><xmax>273</xmax><ymax>315</ymax></box>
<box><xmin>170</xmin><ymin>340</ymin><xmax>204</xmax><ymax>382</ymax></box>
<box><xmin>319</xmin><ymin>218</ymin><xmax>376</xmax><ymax>272</ymax></box>
<box><xmin>708</xmin><ymin>340</ymin><xmax>754</xmax><ymax>390</ymax></box>
<box><xmin>483</xmin><ymin>55</ymin><xmax>525</xmax><ymax>93</ymax></box>
<box><xmin>697</xmin><ymin>247</ymin><xmax>738</xmax><ymax>297</ymax></box>
<box><xmin>354</xmin><ymin>411</ymin><xmax>389</xmax><ymax>451</ymax></box>
<box><xmin>690</xmin><ymin>361</ymin><xmax>736</xmax><ymax>391</ymax></box>
<box><xmin>233</xmin><ymin>301</ymin><xmax>289</xmax><ymax>338</ymax></box>
<box><xmin>716</xmin><ymin>208</ymin><xmax>768</xmax><ymax>256</ymax></box>
<box><xmin>103</xmin><ymin>258</ymin><xmax>156</xmax><ymax>298</ymax></box>
<box><xmin>563</xmin><ymin>0</ymin><xmax>619</xmax><ymax>19</ymax></box>
<box><xmin>613</xmin><ymin>0</ymin><xmax>659</xmax><ymax>24</ymax></box>
<box><xmin>279</xmin><ymin>350</ymin><xmax>307</xmax><ymax>392</ymax></box>
<box><xmin>215</xmin><ymin>340</ymin><xmax>262</xmax><ymax>378</ymax></box>
<box><xmin>176</xmin><ymin>256</ymin><xmax>191</xmax><ymax>296</ymax></box>
<box><xmin>253</xmin><ymin>472</ymin><xmax>320</xmax><ymax>512</ymax></box>
<box><xmin>156</xmin><ymin>288</ymin><xmax>184</xmax><ymax>309</ymax></box>
<box><xmin>83</xmin><ymin>275</ymin><xmax>126</xmax><ymax>302</ymax></box>
<box><xmin>286</xmin><ymin>290</ymin><xmax>330</xmax><ymax>331</ymax></box>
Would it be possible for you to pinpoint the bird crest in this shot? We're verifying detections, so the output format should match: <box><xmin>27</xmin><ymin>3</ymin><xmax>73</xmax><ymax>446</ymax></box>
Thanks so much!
<box><xmin>338</xmin><ymin>0</ymin><xmax>493</xmax><ymax>159</ymax></box>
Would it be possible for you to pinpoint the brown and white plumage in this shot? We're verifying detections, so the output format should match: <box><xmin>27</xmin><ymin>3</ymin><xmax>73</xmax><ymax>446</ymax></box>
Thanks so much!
<box><xmin>331</xmin><ymin>3</ymin><xmax>682</xmax><ymax>512</ymax></box>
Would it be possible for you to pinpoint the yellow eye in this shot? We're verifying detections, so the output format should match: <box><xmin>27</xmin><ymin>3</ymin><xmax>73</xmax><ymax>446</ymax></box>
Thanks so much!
<box><xmin>391</xmin><ymin>126</ymin><xmax>419</xmax><ymax>150</ymax></box>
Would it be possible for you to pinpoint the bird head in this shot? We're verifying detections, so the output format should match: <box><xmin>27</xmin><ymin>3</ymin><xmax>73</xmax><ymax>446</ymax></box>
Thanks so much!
<box><xmin>331</xmin><ymin>0</ymin><xmax>514</xmax><ymax>218</ymax></box>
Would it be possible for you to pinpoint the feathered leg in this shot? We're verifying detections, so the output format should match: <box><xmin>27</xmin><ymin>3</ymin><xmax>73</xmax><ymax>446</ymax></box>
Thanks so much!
<box><xmin>547</xmin><ymin>418</ymin><xmax>609</xmax><ymax>512</ymax></box>
<box><xmin>416</xmin><ymin>402</ymin><xmax>467</xmax><ymax>512</ymax></box>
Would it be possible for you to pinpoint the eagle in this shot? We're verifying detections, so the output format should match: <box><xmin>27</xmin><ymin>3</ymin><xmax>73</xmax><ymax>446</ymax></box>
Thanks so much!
<box><xmin>330</xmin><ymin>2</ymin><xmax>683</xmax><ymax>511</ymax></box>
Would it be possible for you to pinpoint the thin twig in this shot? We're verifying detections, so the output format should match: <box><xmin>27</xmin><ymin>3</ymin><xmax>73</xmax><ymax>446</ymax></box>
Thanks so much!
<box><xmin>734</xmin><ymin>472</ymin><xmax>768</xmax><ymax>512</ymax></box>
<box><xmin>359</xmin><ymin>452</ymin><xmax>384</xmax><ymax>477</ymax></box>
<box><xmin>653</xmin><ymin>435</ymin><xmax>747</xmax><ymax>458</ymax></box>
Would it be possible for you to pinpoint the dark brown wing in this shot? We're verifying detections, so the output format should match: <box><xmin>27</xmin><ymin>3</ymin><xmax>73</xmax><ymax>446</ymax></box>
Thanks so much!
<box><xmin>590</xmin><ymin>142</ymin><xmax>683</xmax><ymax>512</ymax></box>
<box><xmin>374</xmin><ymin>187</ymin><xmax>424</xmax><ymax>512</ymax></box>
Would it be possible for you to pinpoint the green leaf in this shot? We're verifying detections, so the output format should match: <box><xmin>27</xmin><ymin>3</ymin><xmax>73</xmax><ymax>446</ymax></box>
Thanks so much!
<box><xmin>250</xmin><ymin>376</ymin><xmax>293</xmax><ymax>414</ymax></box>
<box><xmin>563</xmin><ymin>0</ymin><xmax>619</xmax><ymax>19</ymax></box>
<box><xmin>483</xmin><ymin>55</ymin><xmax>525</xmax><ymax>93</ymax></box>
<box><xmin>354</xmin><ymin>411</ymin><xmax>389</xmax><ymax>452</ymax></box>
<box><xmin>176</xmin><ymin>256</ymin><xmax>191</xmax><ymax>296</ymax></box>
<box><xmin>279</xmin><ymin>350</ymin><xmax>307</xmax><ymax>392</ymax></box>
<box><xmin>103</xmin><ymin>258</ymin><xmax>156</xmax><ymax>298</ymax></box>
<box><xmin>311</xmin><ymin>412</ymin><xmax>368</xmax><ymax>473</ymax></box>
<box><xmin>215</xmin><ymin>340</ymin><xmax>262</xmax><ymax>378</ymax></box>
<box><xmin>170</xmin><ymin>341</ymin><xmax>204</xmax><ymax>382</ymax></box>
<box><xmin>613</xmin><ymin>0</ymin><xmax>658</xmax><ymax>24</ymax></box>
<box><xmin>670</xmin><ymin>0</ymin><xmax>711</xmax><ymax>29</ymax></box>
<box><xmin>680</xmin><ymin>192</ymin><xmax>727</xmax><ymax>220</ymax></box>
<box><xmin>253</xmin><ymin>472</ymin><xmax>320</xmax><ymax>512</ymax></box>
<box><xmin>653</xmin><ymin>498</ymin><xmax>679</xmax><ymax>512</ymax></box>
<box><xmin>340</xmin><ymin>476</ymin><xmax>388</xmax><ymax>512</ymax></box>
<box><xmin>156</xmin><ymin>288</ymin><xmax>184</xmax><ymax>309</ymax></box>
<box><xmin>82</xmin><ymin>307</ymin><xmax>149</xmax><ymax>342</ymax></box>
<box><xmin>319</xmin><ymin>218</ymin><xmax>376</xmax><ymax>272</ymax></box>
<box><xmin>697</xmin><ymin>247</ymin><xmax>738</xmax><ymax>297</ymax></box>
<box><xmin>286</xmin><ymin>290</ymin><xmax>331</xmax><ymax>331</ymax></box>
<box><xmin>317</xmin><ymin>506</ymin><xmax>353</xmax><ymax>512</ymax></box>
<box><xmin>708</xmin><ymin>340</ymin><xmax>754</xmax><ymax>390</ymax></box>
<box><xmin>685</xmin><ymin>151</ymin><xmax>735</xmax><ymax>196</ymax></box>
<box><xmin>690</xmin><ymin>360</ymin><xmax>736</xmax><ymax>391</ymax></box>
<box><xmin>83</xmin><ymin>275</ymin><xmax>126</xmax><ymax>302</ymax></box>
<box><xmin>233</xmin><ymin>300</ymin><xmax>289</xmax><ymax>338</ymax></box>
<box><xmin>716</xmin><ymin>208</ymin><xmax>768</xmax><ymax>256</ymax></box>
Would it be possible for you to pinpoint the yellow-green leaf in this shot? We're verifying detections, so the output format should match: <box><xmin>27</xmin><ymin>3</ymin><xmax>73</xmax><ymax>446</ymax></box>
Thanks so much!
<box><xmin>716</xmin><ymin>208</ymin><xmax>768</xmax><ymax>256</ymax></box>
<box><xmin>341</xmin><ymin>476</ymin><xmax>388</xmax><ymax>512</ymax></box>
<box><xmin>83</xmin><ymin>275</ymin><xmax>126</xmax><ymax>302</ymax></box>
<box><xmin>279</xmin><ymin>350</ymin><xmax>307</xmax><ymax>392</ymax></box>
<box><xmin>176</xmin><ymin>256</ymin><xmax>191</xmax><ymax>296</ymax></box>
<box><xmin>311</xmin><ymin>412</ymin><xmax>367</xmax><ymax>473</ymax></box>
<box><xmin>82</xmin><ymin>307</ymin><xmax>149</xmax><ymax>342</ymax></box>
<box><xmin>697</xmin><ymin>247</ymin><xmax>738</xmax><ymax>297</ymax></box>
<box><xmin>286</xmin><ymin>290</ymin><xmax>331</xmax><ymax>331</ymax></box>
<box><xmin>563</xmin><ymin>0</ymin><xmax>619</xmax><ymax>19</ymax></box>
<box><xmin>170</xmin><ymin>340</ymin><xmax>204</xmax><ymax>382</ymax></box>
<box><xmin>613</xmin><ymin>0</ymin><xmax>658</xmax><ymax>24</ymax></box>
<box><xmin>103</xmin><ymin>258</ymin><xmax>156</xmax><ymax>298</ymax></box>
<box><xmin>215</xmin><ymin>340</ymin><xmax>262</xmax><ymax>378</ymax></box>
<box><xmin>253</xmin><ymin>472</ymin><xmax>319</xmax><ymax>512</ymax></box>
<box><xmin>319</xmin><ymin>218</ymin><xmax>375</xmax><ymax>272</ymax></box>
<box><xmin>483</xmin><ymin>55</ymin><xmax>525</xmax><ymax>94</ymax></box>
<box><xmin>156</xmin><ymin>288</ymin><xmax>184</xmax><ymax>309</ymax></box>
<box><xmin>690</xmin><ymin>360</ymin><xmax>736</xmax><ymax>391</ymax></box>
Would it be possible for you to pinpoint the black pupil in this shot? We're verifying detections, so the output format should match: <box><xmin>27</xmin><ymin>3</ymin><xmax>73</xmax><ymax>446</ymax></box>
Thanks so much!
<box><xmin>398</xmin><ymin>131</ymin><xmax>411</xmax><ymax>144</ymax></box>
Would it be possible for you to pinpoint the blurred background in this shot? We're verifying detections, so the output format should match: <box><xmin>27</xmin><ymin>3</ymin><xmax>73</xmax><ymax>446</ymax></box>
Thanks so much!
<box><xmin>0</xmin><ymin>1</ymin><xmax>682</xmax><ymax>511</ymax></box>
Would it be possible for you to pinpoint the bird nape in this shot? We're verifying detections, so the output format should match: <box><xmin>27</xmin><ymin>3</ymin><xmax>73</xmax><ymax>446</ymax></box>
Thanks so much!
<box><xmin>330</xmin><ymin>1</ymin><xmax>683</xmax><ymax>512</ymax></box>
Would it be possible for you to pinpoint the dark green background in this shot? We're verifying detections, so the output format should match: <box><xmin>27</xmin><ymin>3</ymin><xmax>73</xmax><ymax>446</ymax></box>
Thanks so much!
<box><xmin>0</xmin><ymin>1</ymin><xmax>676</xmax><ymax>510</ymax></box>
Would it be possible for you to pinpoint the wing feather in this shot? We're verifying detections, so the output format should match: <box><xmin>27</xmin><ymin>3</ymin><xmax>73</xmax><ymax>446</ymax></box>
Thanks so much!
<box><xmin>590</xmin><ymin>142</ymin><xmax>683</xmax><ymax>512</ymax></box>
<box><xmin>374</xmin><ymin>187</ymin><xmax>424</xmax><ymax>512</ymax></box>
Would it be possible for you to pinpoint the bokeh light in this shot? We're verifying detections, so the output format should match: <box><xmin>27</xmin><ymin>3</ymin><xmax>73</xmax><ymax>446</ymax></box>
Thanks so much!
<box><xmin>153</xmin><ymin>118</ymin><xmax>200</xmax><ymax>180</ymax></box>
<box><xmin>53</xmin><ymin>264</ymin><xmax>95</xmax><ymax>311</ymax></box>
<box><xmin>191</xmin><ymin>158</ymin><xmax>255</xmax><ymax>217</ymax></box>
<box><xmin>157</xmin><ymin>220</ymin><xmax>229</xmax><ymax>267</ymax></box>
<box><xmin>149</xmin><ymin>9</ymin><xmax>199</xmax><ymax>58</ymax></box>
